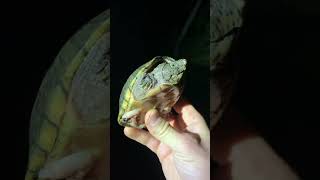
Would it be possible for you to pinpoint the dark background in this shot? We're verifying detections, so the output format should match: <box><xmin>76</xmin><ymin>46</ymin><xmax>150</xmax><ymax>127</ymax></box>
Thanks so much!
<box><xmin>2</xmin><ymin>1</ymin><xmax>109</xmax><ymax>179</ymax></box>
<box><xmin>230</xmin><ymin>0</ymin><xmax>320</xmax><ymax>179</ymax></box>
<box><xmin>111</xmin><ymin>0</ymin><xmax>209</xmax><ymax>179</ymax></box>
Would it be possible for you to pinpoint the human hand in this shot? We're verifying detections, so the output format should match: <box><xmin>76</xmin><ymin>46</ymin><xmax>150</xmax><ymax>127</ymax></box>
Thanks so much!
<box><xmin>212</xmin><ymin>105</ymin><xmax>300</xmax><ymax>180</ymax></box>
<box><xmin>124</xmin><ymin>99</ymin><xmax>210</xmax><ymax>180</ymax></box>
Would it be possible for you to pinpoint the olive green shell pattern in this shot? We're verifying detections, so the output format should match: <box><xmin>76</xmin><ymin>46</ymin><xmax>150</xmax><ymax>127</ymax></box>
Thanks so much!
<box><xmin>210</xmin><ymin>0</ymin><xmax>244</xmax><ymax>129</ymax></box>
<box><xmin>117</xmin><ymin>59</ymin><xmax>157</xmax><ymax>126</ymax></box>
<box><xmin>25</xmin><ymin>10</ymin><xmax>110</xmax><ymax>180</ymax></box>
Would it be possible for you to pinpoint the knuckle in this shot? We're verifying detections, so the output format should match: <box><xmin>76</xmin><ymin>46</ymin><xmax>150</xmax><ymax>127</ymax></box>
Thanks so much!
<box><xmin>155</xmin><ymin>121</ymin><xmax>171</xmax><ymax>139</ymax></box>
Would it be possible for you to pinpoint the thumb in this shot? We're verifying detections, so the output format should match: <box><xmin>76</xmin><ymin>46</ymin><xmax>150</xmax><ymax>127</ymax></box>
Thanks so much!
<box><xmin>145</xmin><ymin>109</ymin><xmax>185</xmax><ymax>152</ymax></box>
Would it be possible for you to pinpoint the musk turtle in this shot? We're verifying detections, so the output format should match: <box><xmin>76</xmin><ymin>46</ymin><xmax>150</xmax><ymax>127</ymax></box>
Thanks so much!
<box><xmin>117</xmin><ymin>56</ymin><xmax>187</xmax><ymax>129</ymax></box>
<box><xmin>25</xmin><ymin>9</ymin><xmax>110</xmax><ymax>180</ymax></box>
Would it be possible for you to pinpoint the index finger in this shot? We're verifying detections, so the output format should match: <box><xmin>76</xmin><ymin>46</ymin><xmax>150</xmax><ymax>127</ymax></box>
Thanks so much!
<box><xmin>173</xmin><ymin>97</ymin><xmax>210</xmax><ymax>149</ymax></box>
<box><xmin>174</xmin><ymin>98</ymin><xmax>205</xmax><ymax>126</ymax></box>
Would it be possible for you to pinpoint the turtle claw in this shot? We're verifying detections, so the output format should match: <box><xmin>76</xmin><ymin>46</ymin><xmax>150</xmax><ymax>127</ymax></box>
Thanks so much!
<box><xmin>162</xmin><ymin>107</ymin><xmax>172</xmax><ymax>114</ymax></box>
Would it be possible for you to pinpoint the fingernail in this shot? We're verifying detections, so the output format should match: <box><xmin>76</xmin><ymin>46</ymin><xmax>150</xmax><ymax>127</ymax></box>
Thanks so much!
<box><xmin>147</xmin><ymin>109</ymin><xmax>160</xmax><ymax>128</ymax></box>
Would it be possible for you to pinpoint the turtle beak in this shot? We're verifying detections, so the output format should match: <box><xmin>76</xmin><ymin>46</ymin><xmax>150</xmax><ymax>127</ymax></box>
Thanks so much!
<box><xmin>180</xmin><ymin>59</ymin><xmax>187</xmax><ymax>66</ymax></box>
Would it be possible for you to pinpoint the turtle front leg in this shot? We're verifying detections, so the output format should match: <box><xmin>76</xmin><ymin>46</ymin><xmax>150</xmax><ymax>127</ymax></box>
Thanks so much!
<box><xmin>120</xmin><ymin>108</ymin><xmax>144</xmax><ymax>128</ymax></box>
<box><xmin>157</xmin><ymin>86</ymin><xmax>180</xmax><ymax>114</ymax></box>
<box><xmin>38</xmin><ymin>149</ymin><xmax>100</xmax><ymax>180</ymax></box>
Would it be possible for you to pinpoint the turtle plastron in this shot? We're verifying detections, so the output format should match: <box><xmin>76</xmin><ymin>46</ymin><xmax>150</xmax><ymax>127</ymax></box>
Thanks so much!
<box><xmin>145</xmin><ymin>85</ymin><xmax>180</xmax><ymax>112</ymax></box>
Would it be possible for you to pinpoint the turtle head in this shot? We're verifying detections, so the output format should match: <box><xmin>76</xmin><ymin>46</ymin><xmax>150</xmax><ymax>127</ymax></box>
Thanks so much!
<box><xmin>159</xmin><ymin>56</ymin><xmax>187</xmax><ymax>85</ymax></box>
<box><xmin>139</xmin><ymin>56</ymin><xmax>187</xmax><ymax>90</ymax></box>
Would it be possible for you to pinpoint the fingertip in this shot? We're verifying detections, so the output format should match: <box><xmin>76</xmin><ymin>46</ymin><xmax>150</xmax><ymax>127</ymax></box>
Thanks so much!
<box><xmin>145</xmin><ymin>108</ymin><xmax>158</xmax><ymax>118</ymax></box>
<box><xmin>123</xmin><ymin>127</ymin><xmax>130</xmax><ymax>136</ymax></box>
<box><xmin>145</xmin><ymin>110</ymin><xmax>163</xmax><ymax>130</ymax></box>
<box><xmin>145</xmin><ymin>109</ymin><xmax>159</xmax><ymax>125</ymax></box>
<box><xmin>173</xmin><ymin>98</ymin><xmax>193</xmax><ymax>114</ymax></box>
<box><xmin>124</xmin><ymin>127</ymin><xmax>135</xmax><ymax>138</ymax></box>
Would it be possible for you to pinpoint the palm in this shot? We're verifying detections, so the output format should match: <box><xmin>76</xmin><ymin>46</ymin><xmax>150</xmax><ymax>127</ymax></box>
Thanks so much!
<box><xmin>155</xmin><ymin>142</ymin><xmax>180</xmax><ymax>179</ymax></box>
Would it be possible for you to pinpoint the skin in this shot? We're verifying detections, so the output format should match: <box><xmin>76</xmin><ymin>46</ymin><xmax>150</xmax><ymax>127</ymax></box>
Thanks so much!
<box><xmin>212</xmin><ymin>104</ymin><xmax>301</xmax><ymax>180</ymax></box>
<box><xmin>124</xmin><ymin>98</ymin><xmax>210</xmax><ymax>180</ymax></box>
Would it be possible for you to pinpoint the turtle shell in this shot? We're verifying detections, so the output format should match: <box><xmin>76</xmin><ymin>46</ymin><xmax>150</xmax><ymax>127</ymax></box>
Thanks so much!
<box><xmin>210</xmin><ymin>0</ymin><xmax>245</xmax><ymax>129</ymax></box>
<box><xmin>25</xmin><ymin>10</ymin><xmax>110</xmax><ymax>180</ymax></box>
<box><xmin>118</xmin><ymin>56</ymin><xmax>187</xmax><ymax>129</ymax></box>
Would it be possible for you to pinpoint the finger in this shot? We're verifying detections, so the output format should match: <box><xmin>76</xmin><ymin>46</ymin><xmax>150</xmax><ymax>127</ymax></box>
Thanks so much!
<box><xmin>167</xmin><ymin>113</ymin><xmax>184</xmax><ymax>130</ymax></box>
<box><xmin>145</xmin><ymin>109</ymin><xmax>186</xmax><ymax>152</ymax></box>
<box><xmin>124</xmin><ymin>127</ymin><xmax>160</xmax><ymax>153</ymax></box>
<box><xmin>174</xmin><ymin>98</ymin><xmax>205</xmax><ymax>126</ymax></box>
<box><xmin>174</xmin><ymin>98</ymin><xmax>210</xmax><ymax>147</ymax></box>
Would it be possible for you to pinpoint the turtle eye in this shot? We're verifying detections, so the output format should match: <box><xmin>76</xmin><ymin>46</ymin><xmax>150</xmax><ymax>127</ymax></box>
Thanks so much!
<box><xmin>122</xmin><ymin>118</ymin><xmax>130</xmax><ymax>123</ymax></box>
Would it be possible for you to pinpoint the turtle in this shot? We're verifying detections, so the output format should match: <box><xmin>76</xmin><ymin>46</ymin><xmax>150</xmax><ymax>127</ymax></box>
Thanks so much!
<box><xmin>25</xmin><ymin>9</ymin><xmax>110</xmax><ymax>180</ymax></box>
<box><xmin>117</xmin><ymin>56</ymin><xmax>187</xmax><ymax>129</ymax></box>
<box><xmin>210</xmin><ymin>0</ymin><xmax>245</xmax><ymax>129</ymax></box>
